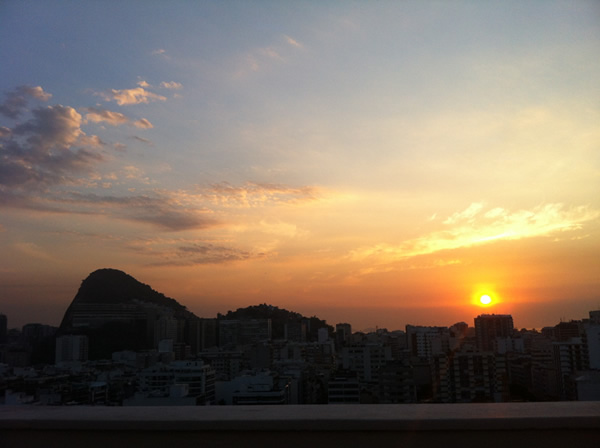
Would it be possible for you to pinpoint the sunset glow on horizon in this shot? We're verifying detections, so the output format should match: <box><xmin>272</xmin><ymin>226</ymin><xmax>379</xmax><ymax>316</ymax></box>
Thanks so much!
<box><xmin>1</xmin><ymin>1</ymin><xmax>599</xmax><ymax>331</ymax></box>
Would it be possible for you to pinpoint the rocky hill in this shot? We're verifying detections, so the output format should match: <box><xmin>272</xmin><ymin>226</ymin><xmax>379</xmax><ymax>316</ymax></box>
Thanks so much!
<box><xmin>60</xmin><ymin>268</ymin><xmax>193</xmax><ymax>329</ymax></box>
<box><xmin>219</xmin><ymin>303</ymin><xmax>333</xmax><ymax>340</ymax></box>
<box><xmin>58</xmin><ymin>268</ymin><xmax>198</xmax><ymax>358</ymax></box>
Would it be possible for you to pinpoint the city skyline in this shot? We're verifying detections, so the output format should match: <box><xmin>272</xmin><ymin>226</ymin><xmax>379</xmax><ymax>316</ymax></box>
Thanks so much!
<box><xmin>1</xmin><ymin>2</ymin><xmax>599</xmax><ymax>331</ymax></box>
<box><xmin>1</xmin><ymin>267</ymin><xmax>598</xmax><ymax>333</ymax></box>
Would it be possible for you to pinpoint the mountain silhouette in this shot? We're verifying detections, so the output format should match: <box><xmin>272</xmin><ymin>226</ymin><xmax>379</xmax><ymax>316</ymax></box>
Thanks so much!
<box><xmin>59</xmin><ymin>268</ymin><xmax>197</xmax><ymax>358</ymax></box>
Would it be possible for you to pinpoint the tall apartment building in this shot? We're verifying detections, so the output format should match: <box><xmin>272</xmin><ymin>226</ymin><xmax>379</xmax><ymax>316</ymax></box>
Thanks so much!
<box><xmin>474</xmin><ymin>314</ymin><xmax>514</xmax><ymax>352</ymax></box>
<box><xmin>328</xmin><ymin>371</ymin><xmax>360</xmax><ymax>404</ymax></box>
<box><xmin>55</xmin><ymin>334</ymin><xmax>89</xmax><ymax>364</ymax></box>
<box><xmin>584</xmin><ymin>311</ymin><xmax>600</xmax><ymax>370</ymax></box>
<box><xmin>405</xmin><ymin>325</ymin><xmax>450</xmax><ymax>359</ymax></box>
<box><xmin>432</xmin><ymin>351</ymin><xmax>508</xmax><ymax>402</ymax></box>
<box><xmin>553</xmin><ymin>338</ymin><xmax>588</xmax><ymax>400</ymax></box>
<box><xmin>335</xmin><ymin>323</ymin><xmax>352</xmax><ymax>347</ymax></box>
<box><xmin>0</xmin><ymin>313</ymin><xmax>7</xmax><ymax>343</ymax></box>
<box><xmin>378</xmin><ymin>361</ymin><xmax>417</xmax><ymax>403</ymax></box>
<box><xmin>342</xmin><ymin>343</ymin><xmax>393</xmax><ymax>383</ymax></box>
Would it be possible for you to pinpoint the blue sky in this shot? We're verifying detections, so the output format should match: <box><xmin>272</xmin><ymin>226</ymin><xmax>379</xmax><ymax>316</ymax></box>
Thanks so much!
<box><xmin>1</xmin><ymin>1</ymin><xmax>599</xmax><ymax>329</ymax></box>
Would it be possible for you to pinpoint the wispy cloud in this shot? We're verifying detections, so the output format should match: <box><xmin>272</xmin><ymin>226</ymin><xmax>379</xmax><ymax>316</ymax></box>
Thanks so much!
<box><xmin>200</xmin><ymin>181</ymin><xmax>319</xmax><ymax>207</ymax></box>
<box><xmin>234</xmin><ymin>34</ymin><xmax>304</xmax><ymax>78</ymax></box>
<box><xmin>65</xmin><ymin>191</ymin><xmax>220</xmax><ymax>231</ymax></box>
<box><xmin>131</xmin><ymin>135</ymin><xmax>152</xmax><ymax>144</ymax></box>
<box><xmin>133</xmin><ymin>118</ymin><xmax>153</xmax><ymax>129</ymax></box>
<box><xmin>174</xmin><ymin>243</ymin><xmax>258</xmax><ymax>265</ymax></box>
<box><xmin>1</xmin><ymin>93</ymin><xmax>321</xmax><ymax>235</ymax></box>
<box><xmin>151</xmin><ymin>48</ymin><xmax>168</xmax><ymax>57</ymax></box>
<box><xmin>349</xmin><ymin>202</ymin><xmax>599</xmax><ymax>266</ymax></box>
<box><xmin>13</xmin><ymin>242</ymin><xmax>53</xmax><ymax>261</ymax></box>
<box><xmin>160</xmin><ymin>81</ymin><xmax>183</xmax><ymax>89</ymax></box>
<box><xmin>84</xmin><ymin>106</ymin><xmax>153</xmax><ymax>129</ymax></box>
<box><xmin>122</xmin><ymin>237</ymin><xmax>265</xmax><ymax>267</ymax></box>
<box><xmin>84</xmin><ymin>107</ymin><xmax>129</xmax><ymax>126</ymax></box>
<box><xmin>98</xmin><ymin>87</ymin><xmax>166</xmax><ymax>106</ymax></box>
<box><xmin>284</xmin><ymin>35</ymin><xmax>303</xmax><ymax>49</ymax></box>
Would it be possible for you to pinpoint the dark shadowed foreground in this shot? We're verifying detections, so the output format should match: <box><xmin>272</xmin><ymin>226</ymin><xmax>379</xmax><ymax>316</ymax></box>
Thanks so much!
<box><xmin>2</xmin><ymin>402</ymin><xmax>599</xmax><ymax>448</ymax></box>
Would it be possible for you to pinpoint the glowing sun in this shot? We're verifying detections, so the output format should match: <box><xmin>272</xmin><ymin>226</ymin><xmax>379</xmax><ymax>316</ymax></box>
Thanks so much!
<box><xmin>479</xmin><ymin>294</ymin><xmax>492</xmax><ymax>305</ymax></box>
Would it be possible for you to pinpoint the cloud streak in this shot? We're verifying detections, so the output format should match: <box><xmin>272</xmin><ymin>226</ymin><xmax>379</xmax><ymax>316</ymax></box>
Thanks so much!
<box><xmin>84</xmin><ymin>107</ymin><xmax>129</xmax><ymax>125</ymax></box>
<box><xmin>160</xmin><ymin>81</ymin><xmax>183</xmax><ymax>89</ymax></box>
<box><xmin>84</xmin><ymin>107</ymin><xmax>154</xmax><ymax>129</ymax></box>
<box><xmin>349</xmin><ymin>202</ymin><xmax>600</xmax><ymax>265</ymax></box>
<box><xmin>65</xmin><ymin>191</ymin><xmax>219</xmax><ymax>231</ymax></box>
<box><xmin>201</xmin><ymin>181</ymin><xmax>319</xmax><ymax>207</ymax></box>
<box><xmin>98</xmin><ymin>87</ymin><xmax>167</xmax><ymax>106</ymax></box>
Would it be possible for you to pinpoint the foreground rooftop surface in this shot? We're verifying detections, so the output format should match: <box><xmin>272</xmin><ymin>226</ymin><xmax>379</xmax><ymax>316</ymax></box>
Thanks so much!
<box><xmin>2</xmin><ymin>402</ymin><xmax>599</xmax><ymax>448</ymax></box>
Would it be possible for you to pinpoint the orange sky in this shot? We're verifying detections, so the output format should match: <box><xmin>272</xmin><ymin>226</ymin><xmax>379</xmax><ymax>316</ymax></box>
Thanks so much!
<box><xmin>1</xmin><ymin>2</ymin><xmax>599</xmax><ymax>330</ymax></box>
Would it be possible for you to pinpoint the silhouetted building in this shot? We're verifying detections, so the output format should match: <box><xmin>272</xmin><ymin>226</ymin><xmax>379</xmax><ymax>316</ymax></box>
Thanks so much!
<box><xmin>342</xmin><ymin>343</ymin><xmax>393</xmax><ymax>383</ymax></box>
<box><xmin>137</xmin><ymin>360</ymin><xmax>215</xmax><ymax>405</ymax></box>
<box><xmin>328</xmin><ymin>371</ymin><xmax>360</xmax><ymax>404</ymax></box>
<box><xmin>216</xmin><ymin>370</ymin><xmax>289</xmax><ymax>405</ymax></box>
<box><xmin>554</xmin><ymin>338</ymin><xmax>588</xmax><ymax>400</ymax></box>
<box><xmin>0</xmin><ymin>313</ymin><xmax>7</xmax><ymax>343</ymax></box>
<box><xmin>219</xmin><ymin>319</ymin><xmax>271</xmax><ymax>347</ymax></box>
<box><xmin>406</xmin><ymin>325</ymin><xmax>450</xmax><ymax>359</ymax></box>
<box><xmin>432</xmin><ymin>351</ymin><xmax>508</xmax><ymax>402</ymax></box>
<box><xmin>584</xmin><ymin>312</ymin><xmax>600</xmax><ymax>369</ymax></box>
<box><xmin>554</xmin><ymin>321</ymin><xmax>582</xmax><ymax>342</ymax></box>
<box><xmin>335</xmin><ymin>323</ymin><xmax>352</xmax><ymax>347</ymax></box>
<box><xmin>55</xmin><ymin>334</ymin><xmax>89</xmax><ymax>364</ymax></box>
<box><xmin>284</xmin><ymin>320</ymin><xmax>307</xmax><ymax>342</ymax></box>
<box><xmin>474</xmin><ymin>314</ymin><xmax>514</xmax><ymax>352</ymax></box>
<box><xmin>378</xmin><ymin>361</ymin><xmax>417</xmax><ymax>403</ymax></box>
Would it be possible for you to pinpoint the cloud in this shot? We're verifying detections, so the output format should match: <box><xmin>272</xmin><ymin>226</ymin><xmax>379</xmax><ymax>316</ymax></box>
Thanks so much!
<box><xmin>258</xmin><ymin>47</ymin><xmax>283</xmax><ymax>61</ymax></box>
<box><xmin>77</xmin><ymin>134</ymin><xmax>105</xmax><ymax>147</ymax></box>
<box><xmin>12</xmin><ymin>105</ymin><xmax>83</xmax><ymax>148</ymax></box>
<box><xmin>349</xmin><ymin>202</ymin><xmax>600</xmax><ymax>266</ymax></box>
<box><xmin>160</xmin><ymin>81</ymin><xmax>182</xmax><ymax>89</ymax></box>
<box><xmin>284</xmin><ymin>35</ymin><xmax>303</xmax><ymax>49</ymax></box>
<box><xmin>131</xmin><ymin>135</ymin><xmax>152</xmax><ymax>144</ymax></box>
<box><xmin>122</xmin><ymin>165</ymin><xmax>149</xmax><ymax>182</ymax></box>
<box><xmin>174</xmin><ymin>243</ymin><xmax>257</xmax><ymax>264</ymax></box>
<box><xmin>201</xmin><ymin>181</ymin><xmax>319</xmax><ymax>207</ymax></box>
<box><xmin>234</xmin><ymin>34</ymin><xmax>304</xmax><ymax>78</ymax></box>
<box><xmin>133</xmin><ymin>118</ymin><xmax>153</xmax><ymax>129</ymax></box>
<box><xmin>137</xmin><ymin>80</ymin><xmax>150</xmax><ymax>88</ymax></box>
<box><xmin>66</xmin><ymin>191</ymin><xmax>220</xmax><ymax>231</ymax></box>
<box><xmin>259</xmin><ymin>220</ymin><xmax>306</xmax><ymax>238</ymax></box>
<box><xmin>84</xmin><ymin>107</ymin><xmax>129</xmax><ymax>125</ymax></box>
<box><xmin>13</xmin><ymin>242</ymin><xmax>53</xmax><ymax>261</ymax></box>
<box><xmin>99</xmin><ymin>87</ymin><xmax>166</xmax><ymax>106</ymax></box>
<box><xmin>152</xmin><ymin>49</ymin><xmax>167</xmax><ymax>56</ymax></box>
<box><xmin>121</xmin><ymin>237</ymin><xmax>265</xmax><ymax>267</ymax></box>
<box><xmin>0</xmin><ymin>85</ymin><xmax>52</xmax><ymax>119</ymax></box>
<box><xmin>0</xmin><ymin>104</ymin><xmax>104</xmax><ymax>190</ymax></box>
<box><xmin>83</xmin><ymin>106</ymin><xmax>153</xmax><ymax>130</ymax></box>
<box><xmin>443</xmin><ymin>202</ymin><xmax>484</xmax><ymax>224</ymax></box>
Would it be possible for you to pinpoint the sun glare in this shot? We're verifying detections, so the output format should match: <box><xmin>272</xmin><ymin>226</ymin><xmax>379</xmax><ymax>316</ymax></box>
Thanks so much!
<box><xmin>470</xmin><ymin>285</ymin><xmax>501</xmax><ymax>308</ymax></box>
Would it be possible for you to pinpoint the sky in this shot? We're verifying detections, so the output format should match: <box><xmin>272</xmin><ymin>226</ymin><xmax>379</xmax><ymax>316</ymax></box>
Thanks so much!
<box><xmin>1</xmin><ymin>1</ymin><xmax>599</xmax><ymax>331</ymax></box>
